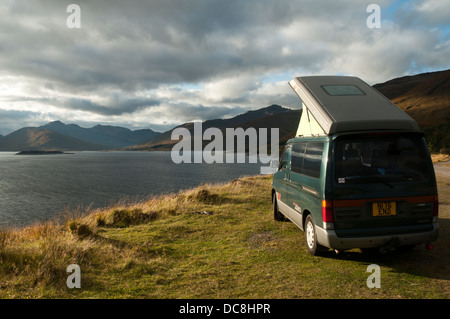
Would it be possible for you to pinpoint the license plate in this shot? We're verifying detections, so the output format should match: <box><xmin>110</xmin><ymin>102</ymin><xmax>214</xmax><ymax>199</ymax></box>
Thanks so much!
<box><xmin>372</xmin><ymin>201</ymin><xmax>396</xmax><ymax>216</ymax></box>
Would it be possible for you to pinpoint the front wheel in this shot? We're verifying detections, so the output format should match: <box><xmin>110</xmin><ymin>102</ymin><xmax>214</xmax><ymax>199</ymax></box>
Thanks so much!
<box><xmin>304</xmin><ymin>215</ymin><xmax>325</xmax><ymax>255</ymax></box>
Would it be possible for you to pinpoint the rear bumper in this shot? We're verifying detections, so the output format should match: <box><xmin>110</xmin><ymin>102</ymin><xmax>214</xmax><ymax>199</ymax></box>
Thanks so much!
<box><xmin>316</xmin><ymin>222</ymin><xmax>439</xmax><ymax>250</ymax></box>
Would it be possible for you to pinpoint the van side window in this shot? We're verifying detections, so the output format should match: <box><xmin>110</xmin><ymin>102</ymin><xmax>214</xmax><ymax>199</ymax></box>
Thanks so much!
<box><xmin>291</xmin><ymin>143</ymin><xmax>306</xmax><ymax>174</ymax></box>
<box><xmin>278</xmin><ymin>144</ymin><xmax>290</xmax><ymax>170</ymax></box>
<box><xmin>291</xmin><ymin>142</ymin><xmax>324</xmax><ymax>178</ymax></box>
<box><xmin>303</xmin><ymin>142</ymin><xmax>324</xmax><ymax>178</ymax></box>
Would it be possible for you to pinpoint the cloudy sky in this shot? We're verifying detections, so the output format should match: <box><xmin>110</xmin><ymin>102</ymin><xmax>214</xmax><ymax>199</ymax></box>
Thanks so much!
<box><xmin>0</xmin><ymin>0</ymin><xmax>449</xmax><ymax>135</ymax></box>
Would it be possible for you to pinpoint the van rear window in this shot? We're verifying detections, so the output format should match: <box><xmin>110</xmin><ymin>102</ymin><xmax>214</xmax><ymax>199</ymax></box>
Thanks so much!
<box><xmin>334</xmin><ymin>134</ymin><xmax>430</xmax><ymax>184</ymax></box>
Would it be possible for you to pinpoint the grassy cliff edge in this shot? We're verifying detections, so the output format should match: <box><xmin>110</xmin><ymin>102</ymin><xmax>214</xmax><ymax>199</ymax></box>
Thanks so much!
<box><xmin>0</xmin><ymin>173</ymin><xmax>449</xmax><ymax>299</ymax></box>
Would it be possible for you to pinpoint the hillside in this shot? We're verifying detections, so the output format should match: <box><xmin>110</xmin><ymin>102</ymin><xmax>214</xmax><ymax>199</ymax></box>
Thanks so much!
<box><xmin>0</xmin><ymin>127</ymin><xmax>104</xmax><ymax>151</ymax></box>
<box><xmin>42</xmin><ymin>121</ymin><xmax>160</xmax><ymax>148</ymax></box>
<box><xmin>130</xmin><ymin>104</ymin><xmax>300</xmax><ymax>151</ymax></box>
<box><xmin>374</xmin><ymin>69</ymin><xmax>450</xmax><ymax>152</ymax></box>
<box><xmin>373</xmin><ymin>69</ymin><xmax>450</xmax><ymax>127</ymax></box>
<box><xmin>1</xmin><ymin>172</ymin><xmax>449</xmax><ymax>299</ymax></box>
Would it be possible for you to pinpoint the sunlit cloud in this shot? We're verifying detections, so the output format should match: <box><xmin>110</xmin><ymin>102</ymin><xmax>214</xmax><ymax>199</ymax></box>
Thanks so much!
<box><xmin>0</xmin><ymin>0</ymin><xmax>448</xmax><ymax>134</ymax></box>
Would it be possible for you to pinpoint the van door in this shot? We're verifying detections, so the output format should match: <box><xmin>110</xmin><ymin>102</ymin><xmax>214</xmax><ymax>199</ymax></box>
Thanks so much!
<box><xmin>288</xmin><ymin>141</ymin><xmax>325</xmax><ymax>229</ymax></box>
<box><xmin>273</xmin><ymin>144</ymin><xmax>291</xmax><ymax>209</ymax></box>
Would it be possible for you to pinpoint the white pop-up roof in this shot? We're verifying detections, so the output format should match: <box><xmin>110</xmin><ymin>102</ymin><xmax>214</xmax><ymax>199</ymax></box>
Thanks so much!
<box><xmin>289</xmin><ymin>76</ymin><xmax>420</xmax><ymax>136</ymax></box>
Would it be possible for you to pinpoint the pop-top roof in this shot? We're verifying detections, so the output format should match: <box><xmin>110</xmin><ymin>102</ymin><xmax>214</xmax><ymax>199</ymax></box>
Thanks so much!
<box><xmin>289</xmin><ymin>76</ymin><xmax>420</xmax><ymax>136</ymax></box>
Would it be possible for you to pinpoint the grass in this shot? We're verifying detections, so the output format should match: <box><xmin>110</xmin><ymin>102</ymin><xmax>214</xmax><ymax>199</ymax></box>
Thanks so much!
<box><xmin>0</xmin><ymin>174</ymin><xmax>449</xmax><ymax>299</ymax></box>
<box><xmin>431</xmin><ymin>153</ymin><xmax>450</xmax><ymax>163</ymax></box>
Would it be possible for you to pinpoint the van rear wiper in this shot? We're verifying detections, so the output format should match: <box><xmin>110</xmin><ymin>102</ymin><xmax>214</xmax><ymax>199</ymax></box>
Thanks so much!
<box><xmin>374</xmin><ymin>175</ymin><xmax>394</xmax><ymax>189</ymax></box>
<box><xmin>343</xmin><ymin>174</ymin><xmax>393</xmax><ymax>188</ymax></box>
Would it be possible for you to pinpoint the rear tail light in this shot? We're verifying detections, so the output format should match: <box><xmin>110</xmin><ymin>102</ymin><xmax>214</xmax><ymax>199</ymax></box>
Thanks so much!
<box><xmin>433</xmin><ymin>195</ymin><xmax>439</xmax><ymax>217</ymax></box>
<box><xmin>322</xmin><ymin>200</ymin><xmax>334</xmax><ymax>223</ymax></box>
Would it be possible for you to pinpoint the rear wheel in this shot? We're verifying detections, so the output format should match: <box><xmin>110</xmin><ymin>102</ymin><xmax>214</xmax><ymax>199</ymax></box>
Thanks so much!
<box><xmin>273</xmin><ymin>192</ymin><xmax>286</xmax><ymax>221</ymax></box>
<box><xmin>304</xmin><ymin>214</ymin><xmax>325</xmax><ymax>255</ymax></box>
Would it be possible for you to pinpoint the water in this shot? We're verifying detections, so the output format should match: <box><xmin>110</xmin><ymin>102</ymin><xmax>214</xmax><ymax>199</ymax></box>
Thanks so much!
<box><xmin>0</xmin><ymin>151</ymin><xmax>266</xmax><ymax>228</ymax></box>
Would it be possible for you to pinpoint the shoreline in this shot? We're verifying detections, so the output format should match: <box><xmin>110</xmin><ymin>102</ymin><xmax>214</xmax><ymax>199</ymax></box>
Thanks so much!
<box><xmin>15</xmin><ymin>150</ymin><xmax>73</xmax><ymax>155</ymax></box>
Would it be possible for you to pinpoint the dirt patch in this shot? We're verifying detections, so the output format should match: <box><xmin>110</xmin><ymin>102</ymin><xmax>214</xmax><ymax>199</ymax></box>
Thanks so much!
<box><xmin>190</xmin><ymin>211</ymin><xmax>216</xmax><ymax>216</ymax></box>
<box><xmin>247</xmin><ymin>231</ymin><xmax>278</xmax><ymax>250</ymax></box>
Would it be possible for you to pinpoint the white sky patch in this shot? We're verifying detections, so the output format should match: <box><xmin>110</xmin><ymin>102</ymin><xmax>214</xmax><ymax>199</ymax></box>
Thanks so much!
<box><xmin>201</xmin><ymin>76</ymin><xmax>260</xmax><ymax>103</ymax></box>
<box><xmin>414</xmin><ymin>0</ymin><xmax>450</xmax><ymax>25</ymax></box>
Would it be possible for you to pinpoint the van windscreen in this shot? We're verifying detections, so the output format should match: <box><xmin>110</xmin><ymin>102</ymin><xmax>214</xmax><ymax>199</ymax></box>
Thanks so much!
<box><xmin>334</xmin><ymin>134</ymin><xmax>431</xmax><ymax>185</ymax></box>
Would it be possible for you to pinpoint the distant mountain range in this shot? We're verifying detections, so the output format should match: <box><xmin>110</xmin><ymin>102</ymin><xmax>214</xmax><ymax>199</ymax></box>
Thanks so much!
<box><xmin>128</xmin><ymin>104</ymin><xmax>300</xmax><ymax>151</ymax></box>
<box><xmin>0</xmin><ymin>69</ymin><xmax>448</xmax><ymax>152</ymax></box>
<box><xmin>0</xmin><ymin>122</ymin><xmax>160</xmax><ymax>151</ymax></box>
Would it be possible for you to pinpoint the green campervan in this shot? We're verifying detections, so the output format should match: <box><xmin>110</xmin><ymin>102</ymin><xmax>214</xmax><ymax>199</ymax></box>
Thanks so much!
<box><xmin>272</xmin><ymin>76</ymin><xmax>439</xmax><ymax>255</ymax></box>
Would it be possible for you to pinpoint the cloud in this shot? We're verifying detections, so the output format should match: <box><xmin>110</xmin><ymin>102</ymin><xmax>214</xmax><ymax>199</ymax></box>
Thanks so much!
<box><xmin>0</xmin><ymin>109</ymin><xmax>49</xmax><ymax>135</ymax></box>
<box><xmin>0</xmin><ymin>0</ymin><xmax>448</xmax><ymax>134</ymax></box>
<box><xmin>63</xmin><ymin>96</ymin><xmax>161</xmax><ymax>116</ymax></box>
<box><xmin>412</xmin><ymin>0</ymin><xmax>450</xmax><ymax>26</ymax></box>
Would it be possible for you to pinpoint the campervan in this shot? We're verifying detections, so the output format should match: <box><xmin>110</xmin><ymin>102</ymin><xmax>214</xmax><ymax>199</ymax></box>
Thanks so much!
<box><xmin>272</xmin><ymin>76</ymin><xmax>439</xmax><ymax>255</ymax></box>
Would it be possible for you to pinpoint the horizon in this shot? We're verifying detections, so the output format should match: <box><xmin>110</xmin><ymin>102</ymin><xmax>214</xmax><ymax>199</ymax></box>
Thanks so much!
<box><xmin>0</xmin><ymin>1</ymin><xmax>449</xmax><ymax>136</ymax></box>
<box><xmin>0</xmin><ymin>104</ymin><xmax>296</xmax><ymax>136</ymax></box>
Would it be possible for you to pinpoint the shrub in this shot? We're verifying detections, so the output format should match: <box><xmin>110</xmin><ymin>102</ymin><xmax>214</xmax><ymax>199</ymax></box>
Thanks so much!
<box><xmin>112</xmin><ymin>209</ymin><xmax>133</xmax><ymax>228</ymax></box>
<box><xmin>67</xmin><ymin>221</ymin><xmax>93</xmax><ymax>239</ymax></box>
<box><xmin>110</xmin><ymin>208</ymin><xmax>158</xmax><ymax>228</ymax></box>
<box><xmin>0</xmin><ymin>228</ymin><xmax>10</xmax><ymax>250</ymax></box>
<box><xmin>76</xmin><ymin>224</ymin><xmax>93</xmax><ymax>239</ymax></box>
<box><xmin>96</xmin><ymin>215</ymin><xmax>106</xmax><ymax>227</ymax></box>
<box><xmin>192</xmin><ymin>188</ymin><xmax>220</xmax><ymax>204</ymax></box>
<box><xmin>67</xmin><ymin>220</ymin><xmax>78</xmax><ymax>233</ymax></box>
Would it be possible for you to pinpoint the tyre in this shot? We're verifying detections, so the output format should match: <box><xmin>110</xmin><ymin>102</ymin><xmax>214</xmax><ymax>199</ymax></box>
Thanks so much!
<box><xmin>304</xmin><ymin>214</ymin><xmax>325</xmax><ymax>255</ymax></box>
<box><xmin>273</xmin><ymin>192</ymin><xmax>286</xmax><ymax>221</ymax></box>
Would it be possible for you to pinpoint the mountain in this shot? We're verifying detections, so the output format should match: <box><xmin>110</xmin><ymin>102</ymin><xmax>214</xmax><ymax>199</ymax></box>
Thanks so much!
<box><xmin>0</xmin><ymin>69</ymin><xmax>448</xmax><ymax>153</ymax></box>
<box><xmin>373</xmin><ymin>69</ymin><xmax>450</xmax><ymax>128</ymax></box>
<box><xmin>129</xmin><ymin>104</ymin><xmax>300</xmax><ymax>151</ymax></box>
<box><xmin>0</xmin><ymin>127</ymin><xmax>104</xmax><ymax>151</ymax></box>
<box><xmin>0</xmin><ymin>122</ymin><xmax>161</xmax><ymax>151</ymax></box>
<box><xmin>133</xmin><ymin>69</ymin><xmax>450</xmax><ymax>152</ymax></box>
<box><xmin>42</xmin><ymin>121</ymin><xmax>160</xmax><ymax>148</ymax></box>
<box><xmin>373</xmin><ymin>69</ymin><xmax>450</xmax><ymax>152</ymax></box>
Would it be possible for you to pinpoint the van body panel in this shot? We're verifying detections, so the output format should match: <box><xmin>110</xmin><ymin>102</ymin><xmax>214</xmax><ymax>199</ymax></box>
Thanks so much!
<box><xmin>275</xmin><ymin>191</ymin><xmax>304</xmax><ymax>230</ymax></box>
<box><xmin>316</xmin><ymin>223</ymin><xmax>439</xmax><ymax>250</ymax></box>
